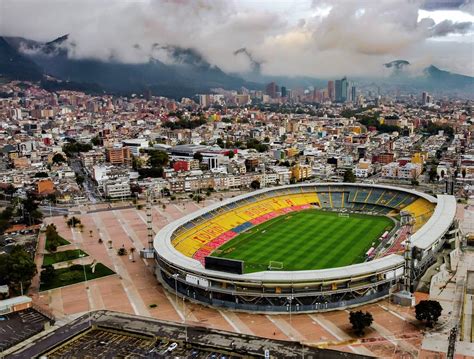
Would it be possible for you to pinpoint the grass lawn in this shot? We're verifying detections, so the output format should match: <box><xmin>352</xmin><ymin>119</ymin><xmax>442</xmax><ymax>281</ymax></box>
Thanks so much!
<box><xmin>42</xmin><ymin>249</ymin><xmax>88</xmax><ymax>266</ymax></box>
<box><xmin>40</xmin><ymin>263</ymin><xmax>115</xmax><ymax>291</ymax></box>
<box><xmin>212</xmin><ymin>210</ymin><xmax>394</xmax><ymax>273</ymax></box>
<box><xmin>45</xmin><ymin>235</ymin><xmax>70</xmax><ymax>251</ymax></box>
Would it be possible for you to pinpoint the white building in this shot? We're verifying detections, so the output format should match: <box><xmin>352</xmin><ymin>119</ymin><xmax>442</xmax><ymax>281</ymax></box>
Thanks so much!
<box><xmin>355</xmin><ymin>159</ymin><xmax>372</xmax><ymax>178</ymax></box>
<box><xmin>122</xmin><ymin>138</ymin><xmax>149</xmax><ymax>156</ymax></box>
<box><xmin>103</xmin><ymin>179</ymin><xmax>131</xmax><ymax>199</ymax></box>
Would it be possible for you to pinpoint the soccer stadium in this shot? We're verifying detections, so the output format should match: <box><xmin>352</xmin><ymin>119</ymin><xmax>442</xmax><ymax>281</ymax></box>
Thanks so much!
<box><xmin>154</xmin><ymin>183</ymin><xmax>458</xmax><ymax>313</ymax></box>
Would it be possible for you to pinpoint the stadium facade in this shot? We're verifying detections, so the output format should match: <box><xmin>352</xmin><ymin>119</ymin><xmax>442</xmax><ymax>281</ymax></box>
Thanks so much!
<box><xmin>154</xmin><ymin>184</ymin><xmax>458</xmax><ymax>313</ymax></box>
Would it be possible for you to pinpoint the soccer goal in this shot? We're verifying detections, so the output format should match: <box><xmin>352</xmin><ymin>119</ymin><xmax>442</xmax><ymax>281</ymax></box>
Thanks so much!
<box><xmin>338</xmin><ymin>212</ymin><xmax>350</xmax><ymax>218</ymax></box>
<box><xmin>268</xmin><ymin>261</ymin><xmax>284</xmax><ymax>270</ymax></box>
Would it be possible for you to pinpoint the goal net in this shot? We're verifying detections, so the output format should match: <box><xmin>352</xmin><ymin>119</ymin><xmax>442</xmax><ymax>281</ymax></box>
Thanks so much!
<box><xmin>268</xmin><ymin>261</ymin><xmax>284</xmax><ymax>270</ymax></box>
<box><xmin>338</xmin><ymin>213</ymin><xmax>350</xmax><ymax>218</ymax></box>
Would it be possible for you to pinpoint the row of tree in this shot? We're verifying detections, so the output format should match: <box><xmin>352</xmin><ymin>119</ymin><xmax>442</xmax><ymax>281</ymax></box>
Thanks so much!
<box><xmin>349</xmin><ymin>300</ymin><xmax>443</xmax><ymax>336</ymax></box>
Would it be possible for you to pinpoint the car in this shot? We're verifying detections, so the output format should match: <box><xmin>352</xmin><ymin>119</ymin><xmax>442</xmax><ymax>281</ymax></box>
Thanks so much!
<box><xmin>0</xmin><ymin>316</ymin><xmax>6</xmax><ymax>321</ymax></box>
<box><xmin>166</xmin><ymin>342</ymin><xmax>178</xmax><ymax>352</ymax></box>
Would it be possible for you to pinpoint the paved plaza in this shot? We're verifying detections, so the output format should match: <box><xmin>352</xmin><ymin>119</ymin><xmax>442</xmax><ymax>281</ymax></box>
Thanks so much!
<box><xmin>25</xmin><ymin>197</ymin><xmax>473</xmax><ymax>358</ymax></box>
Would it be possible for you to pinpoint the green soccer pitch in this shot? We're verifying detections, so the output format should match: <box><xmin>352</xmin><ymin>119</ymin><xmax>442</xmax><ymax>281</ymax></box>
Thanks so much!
<box><xmin>211</xmin><ymin>210</ymin><xmax>394</xmax><ymax>273</ymax></box>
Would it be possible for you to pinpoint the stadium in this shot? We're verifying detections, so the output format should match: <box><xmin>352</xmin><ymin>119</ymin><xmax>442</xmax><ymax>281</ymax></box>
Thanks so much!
<box><xmin>154</xmin><ymin>183</ymin><xmax>458</xmax><ymax>313</ymax></box>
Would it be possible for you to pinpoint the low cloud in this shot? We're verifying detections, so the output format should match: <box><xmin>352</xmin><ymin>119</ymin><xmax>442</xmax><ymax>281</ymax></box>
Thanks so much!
<box><xmin>0</xmin><ymin>0</ymin><xmax>473</xmax><ymax>77</ymax></box>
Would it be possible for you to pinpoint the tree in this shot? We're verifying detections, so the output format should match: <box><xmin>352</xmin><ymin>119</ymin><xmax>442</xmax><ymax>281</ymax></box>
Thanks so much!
<box><xmin>91</xmin><ymin>136</ymin><xmax>101</xmax><ymax>146</ymax></box>
<box><xmin>415</xmin><ymin>300</ymin><xmax>443</xmax><ymax>327</ymax></box>
<box><xmin>117</xmin><ymin>247</ymin><xmax>127</xmax><ymax>256</ymax></box>
<box><xmin>343</xmin><ymin>169</ymin><xmax>356</xmax><ymax>183</ymax></box>
<box><xmin>34</xmin><ymin>172</ymin><xmax>49</xmax><ymax>178</ymax></box>
<box><xmin>0</xmin><ymin>206</ymin><xmax>14</xmax><ymax>234</ymax></box>
<box><xmin>349</xmin><ymin>310</ymin><xmax>373</xmax><ymax>336</ymax></box>
<box><xmin>52</xmin><ymin>153</ymin><xmax>66</xmax><ymax>165</ymax></box>
<box><xmin>75</xmin><ymin>174</ymin><xmax>85</xmax><ymax>185</ymax></box>
<box><xmin>67</xmin><ymin>216</ymin><xmax>81</xmax><ymax>228</ymax></box>
<box><xmin>227</xmin><ymin>151</ymin><xmax>235</xmax><ymax>159</ymax></box>
<box><xmin>250</xmin><ymin>180</ymin><xmax>261</xmax><ymax>190</ymax></box>
<box><xmin>148</xmin><ymin>150</ymin><xmax>169</xmax><ymax>168</ymax></box>
<box><xmin>0</xmin><ymin>245</ymin><xmax>37</xmax><ymax>294</ymax></box>
<box><xmin>193</xmin><ymin>152</ymin><xmax>203</xmax><ymax>163</ymax></box>
<box><xmin>428</xmin><ymin>166</ymin><xmax>438</xmax><ymax>182</ymax></box>
<box><xmin>41</xmin><ymin>264</ymin><xmax>56</xmax><ymax>285</ymax></box>
<box><xmin>22</xmin><ymin>193</ymin><xmax>42</xmax><ymax>225</ymax></box>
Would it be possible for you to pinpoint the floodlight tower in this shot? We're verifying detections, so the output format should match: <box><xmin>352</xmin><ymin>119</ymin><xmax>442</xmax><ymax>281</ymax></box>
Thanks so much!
<box><xmin>140</xmin><ymin>184</ymin><xmax>158</xmax><ymax>259</ymax></box>
<box><xmin>403</xmin><ymin>235</ymin><xmax>412</xmax><ymax>292</ymax></box>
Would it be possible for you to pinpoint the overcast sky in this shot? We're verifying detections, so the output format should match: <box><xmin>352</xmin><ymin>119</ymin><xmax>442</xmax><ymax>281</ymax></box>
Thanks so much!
<box><xmin>0</xmin><ymin>0</ymin><xmax>473</xmax><ymax>78</ymax></box>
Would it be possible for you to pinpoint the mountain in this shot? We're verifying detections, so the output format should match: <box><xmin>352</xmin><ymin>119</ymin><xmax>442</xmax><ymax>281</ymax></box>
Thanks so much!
<box><xmin>423</xmin><ymin>65</ymin><xmax>473</xmax><ymax>89</ymax></box>
<box><xmin>0</xmin><ymin>37</ymin><xmax>43</xmax><ymax>81</ymax></box>
<box><xmin>1</xmin><ymin>35</ymin><xmax>473</xmax><ymax>98</ymax></box>
<box><xmin>2</xmin><ymin>35</ymin><xmax>259</xmax><ymax>98</ymax></box>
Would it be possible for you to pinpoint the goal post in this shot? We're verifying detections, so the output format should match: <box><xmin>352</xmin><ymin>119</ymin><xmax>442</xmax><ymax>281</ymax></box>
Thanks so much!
<box><xmin>338</xmin><ymin>212</ymin><xmax>350</xmax><ymax>218</ymax></box>
<box><xmin>268</xmin><ymin>261</ymin><xmax>284</xmax><ymax>270</ymax></box>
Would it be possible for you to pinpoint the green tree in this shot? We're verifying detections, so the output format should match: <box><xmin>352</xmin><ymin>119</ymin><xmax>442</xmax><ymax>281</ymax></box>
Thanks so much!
<box><xmin>22</xmin><ymin>193</ymin><xmax>42</xmax><ymax>224</ymax></box>
<box><xmin>415</xmin><ymin>300</ymin><xmax>443</xmax><ymax>327</ymax></box>
<box><xmin>0</xmin><ymin>245</ymin><xmax>37</xmax><ymax>294</ymax></box>
<box><xmin>148</xmin><ymin>150</ymin><xmax>169</xmax><ymax>168</ymax></box>
<box><xmin>52</xmin><ymin>153</ymin><xmax>66</xmax><ymax>164</ymax></box>
<box><xmin>227</xmin><ymin>151</ymin><xmax>235</xmax><ymax>159</ymax></box>
<box><xmin>41</xmin><ymin>264</ymin><xmax>56</xmax><ymax>285</ymax></box>
<box><xmin>343</xmin><ymin>169</ymin><xmax>356</xmax><ymax>183</ymax></box>
<box><xmin>193</xmin><ymin>152</ymin><xmax>203</xmax><ymax>162</ymax></box>
<box><xmin>91</xmin><ymin>136</ymin><xmax>101</xmax><ymax>146</ymax></box>
<box><xmin>34</xmin><ymin>172</ymin><xmax>49</xmax><ymax>178</ymax></box>
<box><xmin>66</xmin><ymin>216</ymin><xmax>81</xmax><ymax>228</ymax></box>
<box><xmin>117</xmin><ymin>247</ymin><xmax>128</xmax><ymax>256</ymax></box>
<box><xmin>250</xmin><ymin>180</ymin><xmax>261</xmax><ymax>190</ymax></box>
<box><xmin>349</xmin><ymin>310</ymin><xmax>373</xmax><ymax>336</ymax></box>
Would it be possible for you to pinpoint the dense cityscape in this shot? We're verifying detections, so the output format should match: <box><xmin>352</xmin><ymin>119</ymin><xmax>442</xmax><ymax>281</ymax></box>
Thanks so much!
<box><xmin>0</xmin><ymin>0</ymin><xmax>473</xmax><ymax>358</ymax></box>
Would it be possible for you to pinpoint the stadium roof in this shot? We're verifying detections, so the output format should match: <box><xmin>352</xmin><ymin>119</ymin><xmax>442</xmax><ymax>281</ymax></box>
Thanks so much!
<box><xmin>154</xmin><ymin>183</ymin><xmax>456</xmax><ymax>282</ymax></box>
<box><xmin>410</xmin><ymin>194</ymin><xmax>457</xmax><ymax>250</ymax></box>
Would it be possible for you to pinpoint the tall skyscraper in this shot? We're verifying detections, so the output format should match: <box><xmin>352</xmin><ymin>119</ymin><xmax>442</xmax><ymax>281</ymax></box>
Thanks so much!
<box><xmin>335</xmin><ymin>80</ymin><xmax>342</xmax><ymax>102</ymax></box>
<box><xmin>265</xmin><ymin>82</ymin><xmax>277</xmax><ymax>98</ymax></box>
<box><xmin>422</xmin><ymin>91</ymin><xmax>428</xmax><ymax>105</ymax></box>
<box><xmin>335</xmin><ymin>77</ymin><xmax>348</xmax><ymax>102</ymax></box>
<box><xmin>281</xmin><ymin>86</ymin><xmax>287</xmax><ymax>98</ymax></box>
<box><xmin>327</xmin><ymin>80</ymin><xmax>335</xmax><ymax>101</ymax></box>
<box><xmin>351</xmin><ymin>85</ymin><xmax>356</xmax><ymax>103</ymax></box>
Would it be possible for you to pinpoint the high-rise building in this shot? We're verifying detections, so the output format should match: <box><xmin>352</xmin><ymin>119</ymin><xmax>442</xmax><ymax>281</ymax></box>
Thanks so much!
<box><xmin>199</xmin><ymin>94</ymin><xmax>211</xmax><ymax>107</ymax></box>
<box><xmin>335</xmin><ymin>77</ymin><xmax>348</xmax><ymax>102</ymax></box>
<box><xmin>281</xmin><ymin>86</ymin><xmax>287</xmax><ymax>98</ymax></box>
<box><xmin>421</xmin><ymin>92</ymin><xmax>431</xmax><ymax>105</ymax></box>
<box><xmin>351</xmin><ymin>85</ymin><xmax>356</xmax><ymax>103</ymax></box>
<box><xmin>265</xmin><ymin>82</ymin><xmax>277</xmax><ymax>98</ymax></box>
<box><xmin>327</xmin><ymin>80</ymin><xmax>335</xmax><ymax>101</ymax></box>
<box><xmin>335</xmin><ymin>80</ymin><xmax>342</xmax><ymax>102</ymax></box>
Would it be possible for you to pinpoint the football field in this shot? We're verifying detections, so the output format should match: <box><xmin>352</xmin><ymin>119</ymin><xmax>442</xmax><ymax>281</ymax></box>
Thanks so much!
<box><xmin>211</xmin><ymin>210</ymin><xmax>394</xmax><ymax>273</ymax></box>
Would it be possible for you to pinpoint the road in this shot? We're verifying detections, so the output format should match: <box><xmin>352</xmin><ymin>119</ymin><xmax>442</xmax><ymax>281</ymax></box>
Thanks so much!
<box><xmin>70</xmin><ymin>159</ymin><xmax>100</xmax><ymax>204</ymax></box>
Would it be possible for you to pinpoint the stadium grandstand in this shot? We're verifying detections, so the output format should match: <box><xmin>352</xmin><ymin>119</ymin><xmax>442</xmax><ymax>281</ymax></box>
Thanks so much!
<box><xmin>154</xmin><ymin>183</ymin><xmax>458</xmax><ymax>313</ymax></box>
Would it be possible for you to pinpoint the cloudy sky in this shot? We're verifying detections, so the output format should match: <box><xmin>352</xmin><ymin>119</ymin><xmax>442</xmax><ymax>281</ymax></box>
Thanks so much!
<box><xmin>0</xmin><ymin>0</ymin><xmax>473</xmax><ymax>78</ymax></box>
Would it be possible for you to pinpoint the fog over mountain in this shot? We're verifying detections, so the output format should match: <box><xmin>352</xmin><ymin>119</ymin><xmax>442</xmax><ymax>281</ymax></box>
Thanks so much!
<box><xmin>0</xmin><ymin>0</ymin><xmax>473</xmax><ymax>78</ymax></box>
